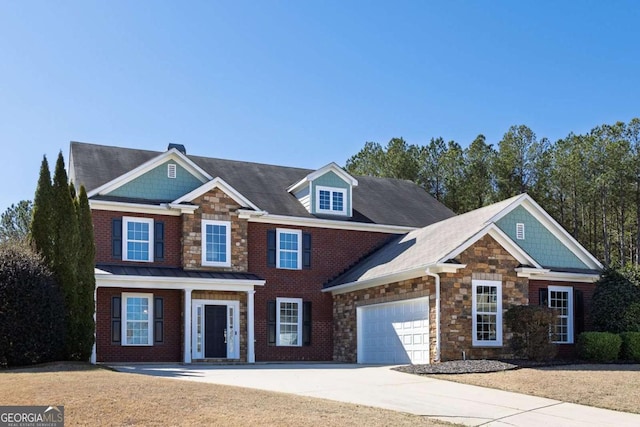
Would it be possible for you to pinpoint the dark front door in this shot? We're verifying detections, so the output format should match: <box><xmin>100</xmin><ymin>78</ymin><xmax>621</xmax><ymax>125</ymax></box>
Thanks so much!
<box><xmin>205</xmin><ymin>305</ymin><xmax>227</xmax><ymax>358</ymax></box>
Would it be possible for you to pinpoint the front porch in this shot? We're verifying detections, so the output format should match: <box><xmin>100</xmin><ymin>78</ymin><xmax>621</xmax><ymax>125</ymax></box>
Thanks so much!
<box><xmin>92</xmin><ymin>264</ymin><xmax>264</xmax><ymax>364</ymax></box>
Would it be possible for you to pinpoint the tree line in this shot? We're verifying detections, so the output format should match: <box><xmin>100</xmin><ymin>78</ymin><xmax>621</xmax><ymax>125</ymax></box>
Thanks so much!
<box><xmin>0</xmin><ymin>152</ymin><xmax>95</xmax><ymax>366</ymax></box>
<box><xmin>345</xmin><ymin>118</ymin><xmax>640</xmax><ymax>268</ymax></box>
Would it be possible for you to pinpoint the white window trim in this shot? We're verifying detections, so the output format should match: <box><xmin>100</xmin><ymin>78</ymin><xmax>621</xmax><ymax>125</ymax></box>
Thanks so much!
<box><xmin>276</xmin><ymin>297</ymin><xmax>303</xmax><ymax>347</ymax></box>
<box><xmin>276</xmin><ymin>228</ymin><xmax>302</xmax><ymax>270</ymax></box>
<box><xmin>516</xmin><ymin>223</ymin><xmax>525</xmax><ymax>240</ymax></box>
<box><xmin>122</xmin><ymin>292</ymin><xmax>154</xmax><ymax>346</ymax></box>
<box><xmin>315</xmin><ymin>185</ymin><xmax>347</xmax><ymax>215</ymax></box>
<box><xmin>122</xmin><ymin>216</ymin><xmax>154</xmax><ymax>262</ymax></box>
<box><xmin>472</xmin><ymin>279</ymin><xmax>503</xmax><ymax>347</ymax></box>
<box><xmin>201</xmin><ymin>220</ymin><xmax>231</xmax><ymax>267</ymax></box>
<box><xmin>548</xmin><ymin>285</ymin><xmax>574</xmax><ymax>344</ymax></box>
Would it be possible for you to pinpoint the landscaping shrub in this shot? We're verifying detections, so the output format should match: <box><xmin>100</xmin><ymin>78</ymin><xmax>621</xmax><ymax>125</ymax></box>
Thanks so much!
<box><xmin>577</xmin><ymin>332</ymin><xmax>621</xmax><ymax>362</ymax></box>
<box><xmin>505</xmin><ymin>305</ymin><xmax>558</xmax><ymax>361</ymax></box>
<box><xmin>591</xmin><ymin>267</ymin><xmax>640</xmax><ymax>333</ymax></box>
<box><xmin>0</xmin><ymin>242</ymin><xmax>64</xmax><ymax>367</ymax></box>
<box><xmin>619</xmin><ymin>332</ymin><xmax>640</xmax><ymax>362</ymax></box>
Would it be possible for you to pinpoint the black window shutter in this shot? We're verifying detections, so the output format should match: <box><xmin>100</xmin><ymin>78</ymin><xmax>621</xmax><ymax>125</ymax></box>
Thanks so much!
<box><xmin>155</xmin><ymin>221</ymin><xmax>165</xmax><ymax>261</ymax></box>
<box><xmin>574</xmin><ymin>289</ymin><xmax>584</xmax><ymax>339</ymax></box>
<box><xmin>267</xmin><ymin>300</ymin><xmax>276</xmax><ymax>345</ymax></box>
<box><xmin>267</xmin><ymin>229</ymin><xmax>276</xmax><ymax>267</ymax></box>
<box><xmin>112</xmin><ymin>218</ymin><xmax>122</xmax><ymax>259</ymax></box>
<box><xmin>302</xmin><ymin>232</ymin><xmax>312</xmax><ymax>269</ymax></box>
<box><xmin>538</xmin><ymin>288</ymin><xmax>549</xmax><ymax>306</ymax></box>
<box><xmin>303</xmin><ymin>301</ymin><xmax>312</xmax><ymax>346</ymax></box>
<box><xmin>154</xmin><ymin>297</ymin><xmax>164</xmax><ymax>343</ymax></box>
<box><xmin>111</xmin><ymin>296</ymin><xmax>121</xmax><ymax>343</ymax></box>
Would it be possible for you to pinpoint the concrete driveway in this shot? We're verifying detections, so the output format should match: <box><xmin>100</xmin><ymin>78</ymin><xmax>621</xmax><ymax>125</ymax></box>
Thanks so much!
<box><xmin>111</xmin><ymin>363</ymin><xmax>640</xmax><ymax>427</ymax></box>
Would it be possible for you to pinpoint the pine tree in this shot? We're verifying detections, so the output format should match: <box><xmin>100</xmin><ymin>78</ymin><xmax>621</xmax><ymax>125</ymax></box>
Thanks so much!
<box><xmin>75</xmin><ymin>185</ymin><xmax>96</xmax><ymax>360</ymax></box>
<box><xmin>30</xmin><ymin>156</ymin><xmax>54</xmax><ymax>262</ymax></box>
<box><xmin>51</xmin><ymin>151</ymin><xmax>80</xmax><ymax>359</ymax></box>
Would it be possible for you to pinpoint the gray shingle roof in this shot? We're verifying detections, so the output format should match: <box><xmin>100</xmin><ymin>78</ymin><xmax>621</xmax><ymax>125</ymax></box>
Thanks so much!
<box><xmin>324</xmin><ymin>195</ymin><xmax>523</xmax><ymax>288</ymax></box>
<box><xmin>70</xmin><ymin>141</ymin><xmax>455</xmax><ymax>228</ymax></box>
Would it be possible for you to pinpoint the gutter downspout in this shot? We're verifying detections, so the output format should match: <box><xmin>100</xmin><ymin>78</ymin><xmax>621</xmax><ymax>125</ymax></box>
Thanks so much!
<box><xmin>425</xmin><ymin>268</ymin><xmax>440</xmax><ymax>363</ymax></box>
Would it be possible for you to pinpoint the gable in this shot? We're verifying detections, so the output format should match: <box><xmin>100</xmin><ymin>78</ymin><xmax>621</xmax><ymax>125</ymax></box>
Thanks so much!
<box><xmin>496</xmin><ymin>205</ymin><xmax>589</xmax><ymax>270</ymax></box>
<box><xmin>106</xmin><ymin>160</ymin><xmax>203</xmax><ymax>201</ymax></box>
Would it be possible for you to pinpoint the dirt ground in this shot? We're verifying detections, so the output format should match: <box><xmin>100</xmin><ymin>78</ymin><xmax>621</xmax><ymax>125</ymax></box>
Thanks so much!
<box><xmin>431</xmin><ymin>363</ymin><xmax>640</xmax><ymax>414</ymax></box>
<box><xmin>0</xmin><ymin>363</ymin><xmax>454</xmax><ymax>426</ymax></box>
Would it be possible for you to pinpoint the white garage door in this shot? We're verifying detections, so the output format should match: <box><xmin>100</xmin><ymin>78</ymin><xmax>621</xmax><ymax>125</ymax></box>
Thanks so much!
<box><xmin>357</xmin><ymin>298</ymin><xmax>429</xmax><ymax>364</ymax></box>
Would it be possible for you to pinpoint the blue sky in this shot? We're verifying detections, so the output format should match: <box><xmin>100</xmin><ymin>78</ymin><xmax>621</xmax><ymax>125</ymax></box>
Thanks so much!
<box><xmin>1</xmin><ymin>1</ymin><xmax>638</xmax><ymax>213</ymax></box>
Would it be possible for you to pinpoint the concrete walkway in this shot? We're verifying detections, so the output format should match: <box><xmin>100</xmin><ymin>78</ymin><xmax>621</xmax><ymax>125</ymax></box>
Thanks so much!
<box><xmin>111</xmin><ymin>363</ymin><xmax>640</xmax><ymax>427</ymax></box>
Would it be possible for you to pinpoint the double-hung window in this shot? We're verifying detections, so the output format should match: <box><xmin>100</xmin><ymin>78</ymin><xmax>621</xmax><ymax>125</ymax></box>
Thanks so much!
<box><xmin>277</xmin><ymin>228</ymin><xmax>302</xmax><ymax>270</ymax></box>
<box><xmin>472</xmin><ymin>280</ymin><xmax>502</xmax><ymax>346</ymax></box>
<box><xmin>276</xmin><ymin>297</ymin><xmax>302</xmax><ymax>346</ymax></box>
<box><xmin>123</xmin><ymin>217</ymin><xmax>154</xmax><ymax>262</ymax></box>
<box><xmin>122</xmin><ymin>293</ymin><xmax>153</xmax><ymax>346</ymax></box>
<box><xmin>201</xmin><ymin>220</ymin><xmax>231</xmax><ymax>267</ymax></box>
<box><xmin>315</xmin><ymin>186</ymin><xmax>347</xmax><ymax>215</ymax></box>
<box><xmin>548</xmin><ymin>286</ymin><xmax>573</xmax><ymax>344</ymax></box>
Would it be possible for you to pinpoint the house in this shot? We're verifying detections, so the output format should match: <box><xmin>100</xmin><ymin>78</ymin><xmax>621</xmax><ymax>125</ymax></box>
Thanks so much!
<box><xmin>68</xmin><ymin>141</ymin><xmax>602</xmax><ymax>365</ymax></box>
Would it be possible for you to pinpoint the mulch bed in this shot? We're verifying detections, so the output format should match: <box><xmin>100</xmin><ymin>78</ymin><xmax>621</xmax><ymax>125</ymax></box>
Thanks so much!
<box><xmin>393</xmin><ymin>359</ymin><xmax>571</xmax><ymax>375</ymax></box>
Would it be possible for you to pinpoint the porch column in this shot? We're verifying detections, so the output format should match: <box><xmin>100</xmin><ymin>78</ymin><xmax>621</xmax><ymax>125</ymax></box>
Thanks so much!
<box><xmin>247</xmin><ymin>289</ymin><xmax>256</xmax><ymax>363</ymax></box>
<box><xmin>184</xmin><ymin>288</ymin><xmax>193</xmax><ymax>364</ymax></box>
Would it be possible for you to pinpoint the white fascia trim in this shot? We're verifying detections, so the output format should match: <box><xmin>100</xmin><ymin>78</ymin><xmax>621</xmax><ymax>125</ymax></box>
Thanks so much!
<box><xmin>322</xmin><ymin>267</ymin><xmax>426</xmax><ymax>295</ymax></box>
<box><xmin>514</xmin><ymin>267</ymin><xmax>551</xmax><ymax>278</ymax></box>
<box><xmin>89</xmin><ymin>199</ymin><xmax>183</xmax><ymax>216</ymax></box>
<box><xmin>323</xmin><ymin>262</ymin><xmax>466</xmax><ymax>295</ymax></box>
<box><xmin>95</xmin><ymin>273</ymin><xmax>265</xmax><ymax>290</ymax></box>
<box><xmin>245</xmin><ymin>212</ymin><xmax>415</xmax><ymax>234</ymax></box>
<box><xmin>428</xmin><ymin>263</ymin><xmax>467</xmax><ymax>273</ymax></box>
<box><xmin>87</xmin><ymin>149</ymin><xmax>212</xmax><ymax>197</ymax></box>
<box><xmin>489</xmin><ymin>194</ymin><xmax>603</xmax><ymax>270</ymax></box>
<box><xmin>441</xmin><ymin>224</ymin><xmax>541</xmax><ymax>268</ymax></box>
<box><xmin>167</xmin><ymin>203</ymin><xmax>199</xmax><ymax>214</ymax></box>
<box><xmin>172</xmin><ymin>177</ymin><xmax>261</xmax><ymax>211</ymax></box>
<box><xmin>287</xmin><ymin>162</ymin><xmax>358</xmax><ymax>193</ymax></box>
<box><xmin>525</xmin><ymin>270</ymin><xmax>601</xmax><ymax>283</ymax></box>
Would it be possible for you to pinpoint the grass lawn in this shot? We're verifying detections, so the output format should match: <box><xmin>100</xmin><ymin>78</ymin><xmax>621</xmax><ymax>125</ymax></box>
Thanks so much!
<box><xmin>431</xmin><ymin>364</ymin><xmax>640</xmax><ymax>414</ymax></box>
<box><xmin>0</xmin><ymin>363</ymin><xmax>451</xmax><ymax>427</ymax></box>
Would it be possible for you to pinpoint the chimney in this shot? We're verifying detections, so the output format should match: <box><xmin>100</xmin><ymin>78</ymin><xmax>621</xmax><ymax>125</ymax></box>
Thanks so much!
<box><xmin>168</xmin><ymin>143</ymin><xmax>186</xmax><ymax>154</ymax></box>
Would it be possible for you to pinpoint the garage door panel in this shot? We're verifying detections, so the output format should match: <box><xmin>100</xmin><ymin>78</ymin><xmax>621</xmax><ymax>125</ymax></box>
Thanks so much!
<box><xmin>357</xmin><ymin>298</ymin><xmax>429</xmax><ymax>364</ymax></box>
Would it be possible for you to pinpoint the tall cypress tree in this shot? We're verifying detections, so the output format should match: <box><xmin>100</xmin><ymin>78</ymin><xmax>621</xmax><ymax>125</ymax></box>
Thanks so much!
<box><xmin>51</xmin><ymin>151</ymin><xmax>80</xmax><ymax>359</ymax></box>
<box><xmin>75</xmin><ymin>185</ymin><xmax>96</xmax><ymax>360</ymax></box>
<box><xmin>30</xmin><ymin>156</ymin><xmax>54</xmax><ymax>262</ymax></box>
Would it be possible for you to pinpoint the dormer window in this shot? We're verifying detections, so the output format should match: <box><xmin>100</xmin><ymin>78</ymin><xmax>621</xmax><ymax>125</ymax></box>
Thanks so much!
<box><xmin>287</xmin><ymin>162</ymin><xmax>357</xmax><ymax>218</ymax></box>
<box><xmin>316</xmin><ymin>186</ymin><xmax>347</xmax><ymax>215</ymax></box>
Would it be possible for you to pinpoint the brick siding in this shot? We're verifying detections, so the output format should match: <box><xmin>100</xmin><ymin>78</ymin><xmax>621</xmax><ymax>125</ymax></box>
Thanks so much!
<box><xmin>248</xmin><ymin>222</ymin><xmax>393</xmax><ymax>361</ymax></box>
<box><xmin>93</xmin><ymin>210</ymin><xmax>182</xmax><ymax>267</ymax></box>
<box><xmin>96</xmin><ymin>287</ymin><xmax>182</xmax><ymax>363</ymax></box>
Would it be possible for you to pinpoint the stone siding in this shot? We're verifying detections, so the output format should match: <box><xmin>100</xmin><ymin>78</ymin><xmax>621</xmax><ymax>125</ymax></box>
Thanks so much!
<box><xmin>182</xmin><ymin>188</ymin><xmax>248</xmax><ymax>271</ymax></box>
<box><xmin>332</xmin><ymin>276</ymin><xmax>435</xmax><ymax>362</ymax></box>
<box><xmin>438</xmin><ymin>234</ymin><xmax>528</xmax><ymax>361</ymax></box>
<box><xmin>331</xmin><ymin>234</ymin><xmax>531</xmax><ymax>363</ymax></box>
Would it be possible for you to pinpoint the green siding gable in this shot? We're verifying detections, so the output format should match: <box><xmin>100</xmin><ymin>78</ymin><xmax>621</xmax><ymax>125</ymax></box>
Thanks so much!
<box><xmin>106</xmin><ymin>161</ymin><xmax>203</xmax><ymax>201</ymax></box>
<box><xmin>496</xmin><ymin>206</ymin><xmax>588</xmax><ymax>269</ymax></box>
<box><xmin>310</xmin><ymin>171</ymin><xmax>351</xmax><ymax>215</ymax></box>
